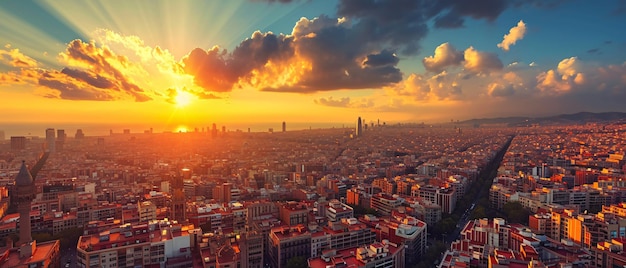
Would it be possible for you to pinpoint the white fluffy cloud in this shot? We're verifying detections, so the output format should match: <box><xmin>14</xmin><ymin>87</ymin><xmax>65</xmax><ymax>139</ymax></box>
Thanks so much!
<box><xmin>497</xmin><ymin>20</ymin><xmax>526</xmax><ymax>51</ymax></box>
<box><xmin>422</xmin><ymin>43</ymin><xmax>464</xmax><ymax>73</ymax></box>
<box><xmin>422</xmin><ymin>43</ymin><xmax>503</xmax><ymax>74</ymax></box>
<box><xmin>463</xmin><ymin>47</ymin><xmax>503</xmax><ymax>73</ymax></box>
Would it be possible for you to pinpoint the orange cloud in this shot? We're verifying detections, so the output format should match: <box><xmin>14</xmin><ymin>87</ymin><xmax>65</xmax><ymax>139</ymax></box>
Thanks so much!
<box><xmin>181</xmin><ymin>16</ymin><xmax>404</xmax><ymax>93</ymax></box>
<box><xmin>47</xmin><ymin>40</ymin><xmax>151</xmax><ymax>101</ymax></box>
<box><xmin>497</xmin><ymin>20</ymin><xmax>526</xmax><ymax>51</ymax></box>
<box><xmin>0</xmin><ymin>47</ymin><xmax>38</xmax><ymax>68</ymax></box>
<box><xmin>463</xmin><ymin>47</ymin><xmax>503</xmax><ymax>73</ymax></box>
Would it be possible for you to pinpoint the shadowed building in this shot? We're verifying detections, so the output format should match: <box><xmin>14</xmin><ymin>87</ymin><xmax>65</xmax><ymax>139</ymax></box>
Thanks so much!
<box><xmin>10</xmin><ymin>136</ymin><xmax>26</xmax><ymax>151</ymax></box>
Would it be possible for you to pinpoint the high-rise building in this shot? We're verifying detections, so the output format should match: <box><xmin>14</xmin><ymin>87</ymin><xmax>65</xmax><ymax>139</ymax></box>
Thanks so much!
<box><xmin>356</xmin><ymin>116</ymin><xmax>363</xmax><ymax>137</ymax></box>
<box><xmin>75</xmin><ymin>129</ymin><xmax>84</xmax><ymax>139</ymax></box>
<box><xmin>282</xmin><ymin>121</ymin><xmax>286</xmax><ymax>132</ymax></box>
<box><xmin>11</xmin><ymin>136</ymin><xmax>26</xmax><ymax>150</ymax></box>
<box><xmin>170</xmin><ymin>170</ymin><xmax>186</xmax><ymax>222</ymax></box>
<box><xmin>56</xmin><ymin>129</ymin><xmax>65</xmax><ymax>151</ymax></box>
<box><xmin>56</xmin><ymin>129</ymin><xmax>65</xmax><ymax>141</ymax></box>
<box><xmin>45</xmin><ymin>128</ymin><xmax>55</xmax><ymax>153</ymax></box>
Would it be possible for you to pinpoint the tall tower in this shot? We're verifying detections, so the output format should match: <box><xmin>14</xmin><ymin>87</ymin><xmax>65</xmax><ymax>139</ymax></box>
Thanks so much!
<box><xmin>170</xmin><ymin>170</ymin><xmax>186</xmax><ymax>222</ymax></box>
<box><xmin>282</xmin><ymin>121</ymin><xmax>286</xmax><ymax>132</ymax></box>
<box><xmin>45</xmin><ymin>128</ymin><xmax>55</xmax><ymax>153</ymax></box>
<box><xmin>56</xmin><ymin>129</ymin><xmax>66</xmax><ymax>151</ymax></box>
<box><xmin>15</xmin><ymin>161</ymin><xmax>35</xmax><ymax>255</ymax></box>
<box><xmin>356</xmin><ymin>117</ymin><xmax>363</xmax><ymax>137</ymax></box>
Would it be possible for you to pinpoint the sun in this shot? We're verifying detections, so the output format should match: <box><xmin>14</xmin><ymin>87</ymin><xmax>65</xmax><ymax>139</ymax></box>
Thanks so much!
<box><xmin>174</xmin><ymin>90</ymin><xmax>196</xmax><ymax>108</ymax></box>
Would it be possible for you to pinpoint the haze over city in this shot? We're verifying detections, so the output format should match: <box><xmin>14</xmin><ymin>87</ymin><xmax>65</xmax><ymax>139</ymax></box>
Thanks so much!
<box><xmin>1</xmin><ymin>0</ymin><xmax>625</xmax><ymax>135</ymax></box>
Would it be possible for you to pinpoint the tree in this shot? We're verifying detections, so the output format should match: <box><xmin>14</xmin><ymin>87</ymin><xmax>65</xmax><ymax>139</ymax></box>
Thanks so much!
<box><xmin>470</xmin><ymin>205</ymin><xmax>486</xmax><ymax>220</ymax></box>
<box><xmin>286</xmin><ymin>256</ymin><xmax>307</xmax><ymax>268</ymax></box>
<box><xmin>503</xmin><ymin>201</ymin><xmax>529</xmax><ymax>224</ymax></box>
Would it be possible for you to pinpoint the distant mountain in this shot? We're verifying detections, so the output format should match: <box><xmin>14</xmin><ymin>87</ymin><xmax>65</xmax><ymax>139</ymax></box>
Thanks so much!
<box><xmin>460</xmin><ymin>112</ymin><xmax>626</xmax><ymax>127</ymax></box>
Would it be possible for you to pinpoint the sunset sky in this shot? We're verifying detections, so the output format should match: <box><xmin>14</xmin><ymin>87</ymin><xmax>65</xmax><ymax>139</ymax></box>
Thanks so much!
<box><xmin>1</xmin><ymin>0</ymin><xmax>625</xmax><ymax>134</ymax></box>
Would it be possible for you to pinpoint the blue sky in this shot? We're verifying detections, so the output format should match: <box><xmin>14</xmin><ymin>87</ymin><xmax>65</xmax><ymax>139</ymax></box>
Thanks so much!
<box><xmin>0</xmin><ymin>0</ymin><xmax>625</xmax><ymax>130</ymax></box>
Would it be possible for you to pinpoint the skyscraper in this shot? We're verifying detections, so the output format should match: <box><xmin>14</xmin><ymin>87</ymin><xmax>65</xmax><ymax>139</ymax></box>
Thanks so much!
<box><xmin>56</xmin><ymin>129</ymin><xmax>65</xmax><ymax>151</ymax></box>
<box><xmin>75</xmin><ymin>129</ymin><xmax>84</xmax><ymax>139</ymax></box>
<box><xmin>282</xmin><ymin>121</ymin><xmax>286</xmax><ymax>132</ymax></box>
<box><xmin>45</xmin><ymin>128</ymin><xmax>55</xmax><ymax>153</ymax></box>
<box><xmin>170</xmin><ymin>169</ymin><xmax>186</xmax><ymax>222</ymax></box>
<box><xmin>356</xmin><ymin>117</ymin><xmax>363</xmax><ymax>137</ymax></box>
<box><xmin>11</xmin><ymin>136</ymin><xmax>26</xmax><ymax>150</ymax></box>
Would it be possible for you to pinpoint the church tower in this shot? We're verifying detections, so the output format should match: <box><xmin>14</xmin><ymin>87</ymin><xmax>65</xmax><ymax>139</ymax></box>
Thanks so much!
<box><xmin>15</xmin><ymin>161</ymin><xmax>36</xmax><ymax>257</ymax></box>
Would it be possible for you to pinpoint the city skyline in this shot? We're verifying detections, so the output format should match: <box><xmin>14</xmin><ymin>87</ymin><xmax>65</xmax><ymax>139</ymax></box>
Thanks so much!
<box><xmin>1</xmin><ymin>0</ymin><xmax>625</xmax><ymax>132</ymax></box>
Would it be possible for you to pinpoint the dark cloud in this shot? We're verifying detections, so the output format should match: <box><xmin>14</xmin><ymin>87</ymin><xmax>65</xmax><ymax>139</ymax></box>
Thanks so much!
<box><xmin>432</xmin><ymin>0</ymin><xmax>507</xmax><ymax>28</ymax></box>
<box><xmin>433</xmin><ymin>12</ymin><xmax>465</xmax><ymax>28</ymax></box>
<box><xmin>183</xmin><ymin>0</ymin><xmax>564</xmax><ymax>94</ymax></box>
<box><xmin>38</xmin><ymin>71</ymin><xmax>116</xmax><ymax>101</ymax></box>
<box><xmin>250</xmin><ymin>0</ymin><xmax>299</xmax><ymax>3</ymax></box>
<box><xmin>362</xmin><ymin>50</ymin><xmax>399</xmax><ymax>67</ymax></box>
<box><xmin>62</xmin><ymin>40</ymin><xmax>151</xmax><ymax>101</ymax></box>
<box><xmin>61</xmin><ymin>68</ymin><xmax>115</xmax><ymax>89</ymax></box>
<box><xmin>182</xmin><ymin>31</ymin><xmax>293</xmax><ymax>93</ymax></box>
<box><xmin>230</xmin><ymin>31</ymin><xmax>294</xmax><ymax>78</ymax></box>
<box><xmin>513</xmin><ymin>0</ymin><xmax>572</xmax><ymax>9</ymax></box>
<box><xmin>337</xmin><ymin>0</ymin><xmax>429</xmax><ymax>54</ymax></box>
<box><xmin>182</xmin><ymin>47</ymin><xmax>237</xmax><ymax>92</ymax></box>
<box><xmin>613</xmin><ymin>1</ymin><xmax>626</xmax><ymax>15</ymax></box>
<box><xmin>586</xmin><ymin>48</ymin><xmax>600</xmax><ymax>54</ymax></box>
<box><xmin>183</xmin><ymin>17</ymin><xmax>403</xmax><ymax>93</ymax></box>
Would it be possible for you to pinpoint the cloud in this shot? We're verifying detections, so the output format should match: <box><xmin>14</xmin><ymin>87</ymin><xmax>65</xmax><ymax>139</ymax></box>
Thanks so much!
<box><xmin>250</xmin><ymin>0</ymin><xmax>300</xmax><ymax>3</ymax></box>
<box><xmin>422</xmin><ymin>43</ymin><xmax>464</xmax><ymax>72</ymax></box>
<box><xmin>182</xmin><ymin>47</ymin><xmax>237</xmax><ymax>92</ymax></box>
<box><xmin>60</xmin><ymin>68</ymin><xmax>115</xmax><ymax>89</ymax></box>
<box><xmin>390</xmin><ymin>71</ymin><xmax>463</xmax><ymax>101</ymax></box>
<box><xmin>182</xmin><ymin>16</ymin><xmax>404</xmax><ymax>93</ymax></box>
<box><xmin>0</xmin><ymin>31</ymin><xmax>204</xmax><ymax>103</ymax></box>
<box><xmin>0</xmin><ymin>47</ymin><xmax>38</xmax><ymax>68</ymax></box>
<box><xmin>537</xmin><ymin>57</ymin><xmax>626</xmax><ymax>96</ymax></box>
<box><xmin>463</xmin><ymin>47</ymin><xmax>503</xmax><ymax>73</ymax></box>
<box><xmin>432</xmin><ymin>0</ymin><xmax>508</xmax><ymax>28</ymax></box>
<box><xmin>556</xmin><ymin>56</ymin><xmax>580</xmax><ymax>77</ymax></box>
<box><xmin>181</xmin><ymin>0</ymin><xmax>564</xmax><ymax>94</ymax></box>
<box><xmin>487</xmin><ymin>82</ymin><xmax>516</xmax><ymax>97</ymax></box>
<box><xmin>165</xmin><ymin>87</ymin><xmax>221</xmax><ymax>104</ymax></box>
<box><xmin>57</xmin><ymin>39</ymin><xmax>152</xmax><ymax>101</ymax></box>
<box><xmin>314</xmin><ymin>97</ymin><xmax>351</xmax><ymax>107</ymax></box>
<box><xmin>587</xmin><ymin>48</ymin><xmax>600</xmax><ymax>54</ymax></box>
<box><xmin>497</xmin><ymin>20</ymin><xmax>526</xmax><ymax>51</ymax></box>
<box><xmin>38</xmin><ymin>70</ymin><xmax>117</xmax><ymax>101</ymax></box>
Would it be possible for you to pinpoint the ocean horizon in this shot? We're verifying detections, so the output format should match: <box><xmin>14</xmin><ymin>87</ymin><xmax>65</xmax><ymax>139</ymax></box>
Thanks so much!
<box><xmin>0</xmin><ymin>122</ymin><xmax>356</xmax><ymax>138</ymax></box>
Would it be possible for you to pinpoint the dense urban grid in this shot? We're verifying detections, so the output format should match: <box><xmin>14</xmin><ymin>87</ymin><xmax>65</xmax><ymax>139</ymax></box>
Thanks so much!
<box><xmin>0</xmin><ymin>120</ymin><xmax>625</xmax><ymax>268</ymax></box>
